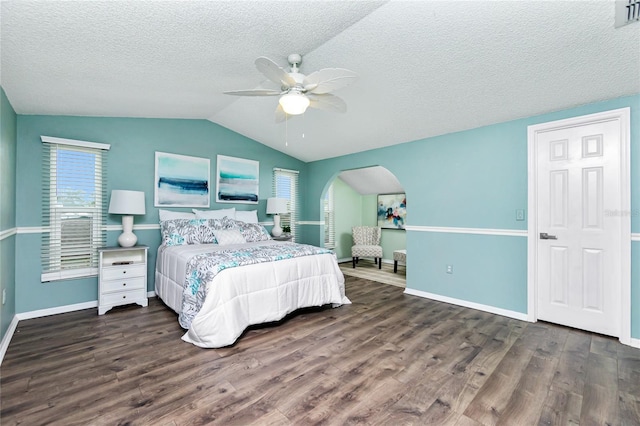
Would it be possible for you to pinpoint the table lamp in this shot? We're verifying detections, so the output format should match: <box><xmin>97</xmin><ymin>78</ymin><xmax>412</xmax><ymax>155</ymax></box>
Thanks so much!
<box><xmin>109</xmin><ymin>190</ymin><xmax>146</xmax><ymax>247</ymax></box>
<box><xmin>266</xmin><ymin>197</ymin><xmax>288</xmax><ymax>237</ymax></box>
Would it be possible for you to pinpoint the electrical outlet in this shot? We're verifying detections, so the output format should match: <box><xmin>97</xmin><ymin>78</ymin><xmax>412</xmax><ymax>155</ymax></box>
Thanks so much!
<box><xmin>516</xmin><ymin>209</ymin><xmax>525</xmax><ymax>221</ymax></box>
<box><xmin>2</xmin><ymin>289</ymin><xmax>5</xmax><ymax>305</ymax></box>
<box><xmin>446</xmin><ymin>265</ymin><xmax>453</xmax><ymax>274</ymax></box>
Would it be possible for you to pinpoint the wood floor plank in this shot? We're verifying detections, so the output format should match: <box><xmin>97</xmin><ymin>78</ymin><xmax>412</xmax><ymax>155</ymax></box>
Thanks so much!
<box><xmin>619</xmin><ymin>391</ymin><xmax>640</xmax><ymax>426</ymax></box>
<box><xmin>462</xmin><ymin>344</ymin><xmax>535</xmax><ymax>426</ymax></box>
<box><xmin>580</xmin><ymin>352</ymin><xmax>619</xmax><ymax>425</ymax></box>
<box><xmin>495</xmin><ymin>354</ymin><xmax>558</xmax><ymax>425</ymax></box>
<box><xmin>538</xmin><ymin>388</ymin><xmax>583</xmax><ymax>426</ymax></box>
<box><xmin>548</xmin><ymin>330</ymin><xmax>591</xmax><ymax>394</ymax></box>
<box><xmin>2</xmin><ymin>277</ymin><xmax>638</xmax><ymax>425</ymax></box>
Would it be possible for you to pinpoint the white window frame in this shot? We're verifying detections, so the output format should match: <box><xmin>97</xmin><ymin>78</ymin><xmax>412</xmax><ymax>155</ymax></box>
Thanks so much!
<box><xmin>41</xmin><ymin>136</ymin><xmax>110</xmax><ymax>282</ymax></box>
<box><xmin>273</xmin><ymin>168</ymin><xmax>299</xmax><ymax>241</ymax></box>
<box><xmin>324</xmin><ymin>183</ymin><xmax>335</xmax><ymax>249</ymax></box>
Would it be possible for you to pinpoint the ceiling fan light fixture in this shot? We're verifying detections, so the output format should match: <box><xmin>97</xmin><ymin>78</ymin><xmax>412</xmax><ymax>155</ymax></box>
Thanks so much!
<box><xmin>279</xmin><ymin>91</ymin><xmax>310</xmax><ymax>115</ymax></box>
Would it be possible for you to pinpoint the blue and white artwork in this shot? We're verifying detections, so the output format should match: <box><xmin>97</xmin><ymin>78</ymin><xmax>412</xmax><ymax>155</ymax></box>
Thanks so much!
<box><xmin>155</xmin><ymin>152</ymin><xmax>210</xmax><ymax>207</ymax></box>
<box><xmin>216</xmin><ymin>155</ymin><xmax>259</xmax><ymax>204</ymax></box>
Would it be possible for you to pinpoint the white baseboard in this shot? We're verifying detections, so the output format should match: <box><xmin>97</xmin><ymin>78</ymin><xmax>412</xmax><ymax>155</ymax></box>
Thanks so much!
<box><xmin>630</xmin><ymin>338</ymin><xmax>640</xmax><ymax>349</ymax></box>
<box><xmin>403</xmin><ymin>287</ymin><xmax>529</xmax><ymax>322</ymax></box>
<box><xmin>0</xmin><ymin>315</ymin><xmax>20</xmax><ymax>366</ymax></box>
<box><xmin>16</xmin><ymin>291</ymin><xmax>156</xmax><ymax>321</ymax></box>
<box><xmin>16</xmin><ymin>300</ymin><xmax>98</xmax><ymax>321</ymax></box>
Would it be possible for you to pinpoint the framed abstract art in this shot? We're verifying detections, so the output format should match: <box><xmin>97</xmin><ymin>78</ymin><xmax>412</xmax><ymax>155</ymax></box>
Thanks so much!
<box><xmin>216</xmin><ymin>155</ymin><xmax>259</xmax><ymax>204</ymax></box>
<box><xmin>154</xmin><ymin>152</ymin><xmax>210</xmax><ymax>208</ymax></box>
<box><xmin>377</xmin><ymin>193</ymin><xmax>406</xmax><ymax>229</ymax></box>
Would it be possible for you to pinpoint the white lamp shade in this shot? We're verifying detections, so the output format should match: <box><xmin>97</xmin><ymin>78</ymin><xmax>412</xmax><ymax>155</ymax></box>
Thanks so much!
<box><xmin>279</xmin><ymin>91</ymin><xmax>310</xmax><ymax>115</ymax></box>
<box><xmin>109</xmin><ymin>190</ymin><xmax>146</xmax><ymax>215</ymax></box>
<box><xmin>266</xmin><ymin>197</ymin><xmax>288</xmax><ymax>215</ymax></box>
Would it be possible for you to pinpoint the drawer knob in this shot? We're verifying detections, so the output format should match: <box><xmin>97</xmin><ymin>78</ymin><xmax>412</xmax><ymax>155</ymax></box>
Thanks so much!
<box><xmin>122</xmin><ymin>283</ymin><xmax>126</xmax><ymax>287</ymax></box>
<box><xmin>123</xmin><ymin>271</ymin><xmax>127</xmax><ymax>274</ymax></box>
<box><xmin>122</xmin><ymin>295</ymin><xmax>126</xmax><ymax>299</ymax></box>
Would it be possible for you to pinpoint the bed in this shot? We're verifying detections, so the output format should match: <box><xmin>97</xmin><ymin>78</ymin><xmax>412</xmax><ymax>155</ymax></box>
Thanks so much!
<box><xmin>154</xmin><ymin>217</ymin><xmax>350</xmax><ymax>348</ymax></box>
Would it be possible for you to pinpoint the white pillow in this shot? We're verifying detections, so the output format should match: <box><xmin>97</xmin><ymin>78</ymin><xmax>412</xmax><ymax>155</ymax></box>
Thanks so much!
<box><xmin>213</xmin><ymin>229</ymin><xmax>246</xmax><ymax>245</ymax></box>
<box><xmin>193</xmin><ymin>208</ymin><xmax>236</xmax><ymax>220</ymax></box>
<box><xmin>159</xmin><ymin>209</ymin><xmax>196</xmax><ymax>221</ymax></box>
<box><xmin>235</xmin><ymin>210</ymin><xmax>258</xmax><ymax>224</ymax></box>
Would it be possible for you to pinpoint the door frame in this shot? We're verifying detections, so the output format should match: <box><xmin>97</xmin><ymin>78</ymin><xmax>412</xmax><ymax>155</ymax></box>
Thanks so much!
<box><xmin>527</xmin><ymin>107</ymin><xmax>631</xmax><ymax>345</ymax></box>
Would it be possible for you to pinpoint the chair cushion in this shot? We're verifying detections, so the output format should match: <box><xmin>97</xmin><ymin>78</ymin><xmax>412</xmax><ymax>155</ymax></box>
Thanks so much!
<box><xmin>393</xmin><ymin>249</ymin><xmax>406</xmax><ymax>262</ymax></box>
<box><xmin>352</xmin><ymin>245</ymin><xmax>383</xmax><ymax>258</ymax></box>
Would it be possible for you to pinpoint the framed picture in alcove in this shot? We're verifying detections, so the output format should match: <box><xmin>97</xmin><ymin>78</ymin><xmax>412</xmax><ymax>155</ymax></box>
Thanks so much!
<box><xmin>377</xmin><ymin>193</ymin><xmax>406</xmax><ymax>230</ymax></box>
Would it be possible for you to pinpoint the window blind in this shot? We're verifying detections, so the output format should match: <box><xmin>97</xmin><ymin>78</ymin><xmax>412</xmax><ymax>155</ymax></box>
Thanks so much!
<box><xmin>615</xmin><ymin>0</ymin><xmax>640</xmax><ymax>27</ymax></box>
<box><xmin>41</xmin><ymin>136</ymin><xmax>110</xmax><ymax>282</ymax></box>
<box><xmin>273</xmin><ymin>168</ymin><xmax>299</xmax><ymax>241</ymax></box>
<box><xmin>324</xmin><ymin>183</ymin><xmax>335</xmax><ymax>249</ymax></box>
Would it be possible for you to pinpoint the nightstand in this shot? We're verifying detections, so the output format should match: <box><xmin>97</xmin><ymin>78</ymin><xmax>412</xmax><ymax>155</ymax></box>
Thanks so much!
<box><xmin>98</xmin><ymin>246</ymin><xmax>149</xmax><ymax>315</ymax></box>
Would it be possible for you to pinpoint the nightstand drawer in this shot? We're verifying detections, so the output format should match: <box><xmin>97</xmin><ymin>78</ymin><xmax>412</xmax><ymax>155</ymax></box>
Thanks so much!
<box><xmin>100</xmin><ymin>289</ymin><xmax>146</xmax><ymax>306</ymax></box>
<box><xmin>98</xmin><ymin>246</ymin><xmax>149</xmax><ymax>315</ymax></box>
<box><xmin>101</xmin><ymin>264</ymin><xmax>146</xmax><ymax>281</ymax></box>
<box><xmin>101</xmin><ymin>277</ymin><xmax>145</xmax><ymax>293</ymax></box>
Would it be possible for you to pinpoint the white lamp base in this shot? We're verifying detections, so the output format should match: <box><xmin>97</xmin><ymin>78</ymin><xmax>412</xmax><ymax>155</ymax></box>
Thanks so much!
<box><xmin>118</xmin><ymin>215</ymin><xmax>138</xmax><ymax>247</ymax></box>
<box><xmin>271</xmin><ymin>214</ymin><xmax>283</xmax><ymax>237</ymax></box>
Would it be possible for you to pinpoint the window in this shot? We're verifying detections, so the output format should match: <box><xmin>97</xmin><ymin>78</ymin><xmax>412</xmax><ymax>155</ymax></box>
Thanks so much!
<box><xmin>41</xmin><ymin>136</ymin><xmax>110</xmax><ymax>282</ymax></box>
<box><xmin>273</xmin><ymin>168</ymin><xmax>299</xmax><ymax>241</ymax></box>
<box><xmin>324</xmin><ymin>183</ymin><xmax>335</xmax><ymax>249</ymax></box>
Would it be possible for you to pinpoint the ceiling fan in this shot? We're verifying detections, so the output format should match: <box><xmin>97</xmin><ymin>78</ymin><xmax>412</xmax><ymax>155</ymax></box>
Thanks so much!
<box><xmin>224</xmin><ymin>53</ymin><xmax>357</xmax><ymax>122</ymax></box>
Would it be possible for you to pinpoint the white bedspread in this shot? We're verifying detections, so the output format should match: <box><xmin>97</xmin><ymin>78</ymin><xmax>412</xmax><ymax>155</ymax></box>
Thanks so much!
<box><xmin>155</xmin><ymin>241</ymin><xmax>350</xmax><ymax>348</ymax></box>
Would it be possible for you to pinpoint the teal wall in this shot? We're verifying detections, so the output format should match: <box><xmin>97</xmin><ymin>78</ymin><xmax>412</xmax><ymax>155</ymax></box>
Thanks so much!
<box><xmin>307</xmin><ymin>95</ymin><xmax>640</xmax><ymax>338</ymax></box>
<box><xmin>4</xmin><ymin>94</ymin><xmax>640</xmax><ymax>342</ymax></box>
<box><xmin>14</xmin><ymin>115</ymin><xmax>306</xmax><ymax>313</ymax></box>
<box><xmin>333</xmin><ymin>177</ymin><xmax>363</xmax><ymax>259</ymax></box>
<box><xmin>362</xmin><ymin>194</ymin><xmax>406</xmax><ymax>260</ymax></box>
<box><xmin>331</xmin><ymin>178</ymin><xmax>406</xmax><ymax>260</ymax></box>
<box><xmin>361</xmin><ymin>195</ymin><xmax>377</xmax><ymax>225</ymax></box>
<box><xmin>0</xmin><ymin>87</ymin><xmax>17</xmax><ymax>341</ymax></box>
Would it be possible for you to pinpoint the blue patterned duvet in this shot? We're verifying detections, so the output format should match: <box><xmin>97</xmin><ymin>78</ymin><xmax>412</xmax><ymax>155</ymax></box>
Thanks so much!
<box><xmin>179</xmin><ymin>242</ymin><xmax>332</xmax><ymax>329</ymax></box>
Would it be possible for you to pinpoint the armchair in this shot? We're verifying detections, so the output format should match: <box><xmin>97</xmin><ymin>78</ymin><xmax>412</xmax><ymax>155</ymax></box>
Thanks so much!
<box><xmin>351</xmin><ymin>226</ymin><xmax>383</xmax><ymax>269</ymax></box>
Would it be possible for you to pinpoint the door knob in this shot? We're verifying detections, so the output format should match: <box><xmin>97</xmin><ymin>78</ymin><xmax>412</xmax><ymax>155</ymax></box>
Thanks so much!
<box><xmin>540</xmin><ymin>232</ymin><xmax>557</xmax><ymax>240</ymax></box>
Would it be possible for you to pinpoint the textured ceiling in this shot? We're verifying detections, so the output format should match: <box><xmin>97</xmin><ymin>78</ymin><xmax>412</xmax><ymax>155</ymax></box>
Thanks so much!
<box><xmin>339</xmin><ymin>166</ymin><xmax>403</xmax><ymax>195</ymax></box>
<box><xmin>2</xmin><ymin>1</ymin><xmax>639</xmax><ymax>163</ymax></box>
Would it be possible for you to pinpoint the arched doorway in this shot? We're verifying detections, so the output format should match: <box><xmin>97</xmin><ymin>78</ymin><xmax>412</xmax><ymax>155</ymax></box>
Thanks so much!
<box><xmin>320</xmin><ymin>166</ymin><xmax>407</xmax><ymax>288</ymax></box>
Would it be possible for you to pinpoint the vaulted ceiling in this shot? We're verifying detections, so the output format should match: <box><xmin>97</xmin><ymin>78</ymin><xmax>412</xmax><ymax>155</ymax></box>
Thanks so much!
<box><xmin>2</xmin><ymin>1</ymin><xmax>639</xmax><ymax>162</ymax></box>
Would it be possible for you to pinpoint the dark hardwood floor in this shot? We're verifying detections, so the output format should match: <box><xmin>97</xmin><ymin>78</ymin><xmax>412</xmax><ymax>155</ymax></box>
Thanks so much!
<box><xmin>2</xmin><ymin>276</ymin><xmax>639</xmax><ymax>425</ymax></box>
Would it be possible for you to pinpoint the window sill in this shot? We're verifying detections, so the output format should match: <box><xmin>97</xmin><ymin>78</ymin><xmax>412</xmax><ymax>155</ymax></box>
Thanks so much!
<box><xmin>41</xmin><ymin>268</ymin><xmax>98</xmax><ymax>282</ymax></box>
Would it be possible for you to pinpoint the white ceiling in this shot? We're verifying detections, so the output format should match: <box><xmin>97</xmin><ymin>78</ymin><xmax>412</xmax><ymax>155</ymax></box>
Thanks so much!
<box><xmin>339</xmin><ymin>166</ymin><xmax>403</xmax><ymax>195</ymax></box>
<box><xmin>2</xmin><ymin>1</ymin><xmax>639</xmax><ymax>163</ymax></box>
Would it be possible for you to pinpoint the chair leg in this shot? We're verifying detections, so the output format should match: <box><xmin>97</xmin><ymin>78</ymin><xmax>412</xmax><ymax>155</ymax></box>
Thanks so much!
<box><xmin>379</xmin><ymin>258</ymin><xmax>382</xmax><ymax>269</ymax></box>
<box><xmin>352</xmin><ymin>257</ymin><xmax>356</xmax><ymax>268</ymax></box>
<box><xmin>394</xmin><ymin>260</ymin><xmax>398</xmax><ymax>273</ymax></box>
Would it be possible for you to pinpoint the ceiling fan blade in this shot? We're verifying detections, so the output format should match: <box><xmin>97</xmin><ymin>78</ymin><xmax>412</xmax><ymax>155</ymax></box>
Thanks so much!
<box><xmin>275</xmin><ymin>104</ymin><xmax>287</xmax><ymax>123</ymax></box>
<box><xmin>303</xmin><ymin>68</ymin><xmax>357</xmax><ymax>94</ymax></box>
<box><xmin>223</xmin><ymin>89</ymin><xmax>282</xmax><ymax>96</ymax></box>
<box><xmin>255</xmin><ymin>57</ymin><xmax>296</xmax><ymax>88</ymax></box>
<box><xmin>307</xmin><ymin>93</ymin><xmax>347</xmax><ymax>113</ymax></box>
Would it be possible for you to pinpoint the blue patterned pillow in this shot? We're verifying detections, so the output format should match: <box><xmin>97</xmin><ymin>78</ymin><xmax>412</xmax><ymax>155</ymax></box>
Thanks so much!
<box><xmin>220</xmin><ymin>216</ymin><xmax>241</xmax><ymax>230</ymax></box>
<box><xmin>160</xmin><ymin>219</ymin><xmax>207</xmax><ymax>246</ymax></box>
<box><xmin>199</xmin><ymin>218</ymin><xmax>227</xmax><ymax>244</ymax></box>
<box><xmin>229</xmin><ymin>219</ymin><xmax>272</xmax><ymax>242</ymax></box>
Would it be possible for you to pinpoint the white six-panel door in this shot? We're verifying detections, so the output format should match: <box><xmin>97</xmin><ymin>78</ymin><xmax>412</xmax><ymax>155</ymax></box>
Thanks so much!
<box><xmin>528</xmin><ymin>108</ymin><xmax>630</xmax><ymax>340</ymax></box>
